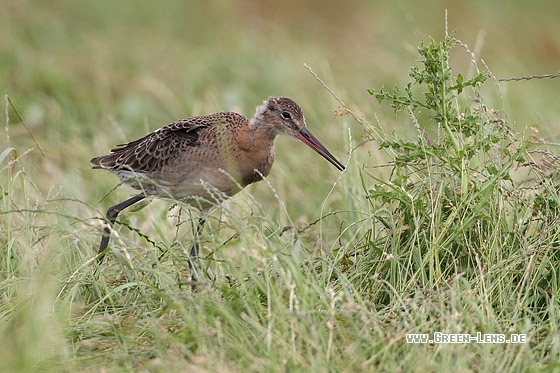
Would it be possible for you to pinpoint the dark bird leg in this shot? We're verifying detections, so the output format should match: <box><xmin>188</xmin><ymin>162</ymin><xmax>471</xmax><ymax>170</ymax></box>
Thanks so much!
<box><xmin>188</xmin><ymin>217</ymin><xmax>206</xmax><ymax>288</ymax></box>
<box><xmin>97</xmin><ymin>194</ymin><xmax>146</xmax><ymax>263</ymax></box>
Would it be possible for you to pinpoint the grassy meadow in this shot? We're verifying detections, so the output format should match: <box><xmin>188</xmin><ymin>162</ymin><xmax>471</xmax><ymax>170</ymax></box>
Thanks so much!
<box><xmin>2</xmin><ymin>0</ymin><xmax>560</xmax><ymax>371</ymax></box>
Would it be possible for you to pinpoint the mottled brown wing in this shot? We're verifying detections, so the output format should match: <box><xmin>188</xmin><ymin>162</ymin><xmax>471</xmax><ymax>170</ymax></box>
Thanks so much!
<box><xmin>90</xmin><ymin>114</ymin><xmax>224</xmax><ymax>173</ymax></box>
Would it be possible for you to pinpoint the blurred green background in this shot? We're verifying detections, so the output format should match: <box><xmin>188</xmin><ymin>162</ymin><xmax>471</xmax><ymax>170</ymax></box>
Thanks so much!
<box><xmin>2</xmin><ymin>0</ymin><xmax>559</xmax><ymax>212</ymax></box>
<box><xmin>2</xmin><ymin>0</ymin><xmax>560</xmax><ymax>370</ymax></box>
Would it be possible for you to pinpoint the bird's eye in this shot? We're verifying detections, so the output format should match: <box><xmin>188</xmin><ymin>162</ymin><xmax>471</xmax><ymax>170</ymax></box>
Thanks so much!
<box><xmin>280</xmin><ymin>111</ymin><xmax>291</xmax><ymax>120</ymax></box>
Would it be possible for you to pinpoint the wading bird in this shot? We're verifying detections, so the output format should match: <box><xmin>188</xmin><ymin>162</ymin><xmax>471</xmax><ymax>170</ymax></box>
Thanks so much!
<box><xmin>91</xmin><ymin>97</ymin><xmax>345</xmax><ymax>283</ymax></box>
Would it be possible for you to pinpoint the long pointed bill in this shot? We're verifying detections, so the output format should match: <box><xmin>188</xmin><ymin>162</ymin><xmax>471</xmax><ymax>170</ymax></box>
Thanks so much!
<box><xmin>296</xmin><ymin>127</ymin><xmax>345</xmax><ymax>171</ymax></box>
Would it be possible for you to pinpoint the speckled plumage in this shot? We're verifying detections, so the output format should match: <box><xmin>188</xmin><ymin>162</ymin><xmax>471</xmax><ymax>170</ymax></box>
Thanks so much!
<box><xmin>91</xmin><ymin>97</ymin><xmax>344</xmax><ymax>207</ymax></box>
<box><xmin>91</xmin><ymin>111</ymin><xmax>263</xmax><ymax>207</ymax></box>
<box><xmin>92</xmin><ymin>97</ymin><xmax>345</xmax><ymax>271</ymax></box>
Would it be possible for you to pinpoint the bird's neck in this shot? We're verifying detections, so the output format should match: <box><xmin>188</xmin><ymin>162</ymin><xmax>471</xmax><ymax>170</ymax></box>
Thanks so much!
<box><xmin>233</xmin><ymin>119</ymin><xmax>277</xmax><ymax>184</ymax></box>
<box><xmin>248</xmin><ymin>116</ymin><xmax>278</xmax><ymax>143</ymax></box>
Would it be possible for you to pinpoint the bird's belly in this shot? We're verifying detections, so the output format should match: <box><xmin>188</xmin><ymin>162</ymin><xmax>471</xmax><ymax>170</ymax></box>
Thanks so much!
<box><xmin>149</xmin><ymin>166</ymin><xmax>244</xmax><ymax>203</ymax></box>
<box><xmin>115</xmin><ymin>154</ymin><xmax>259</xmax><ymax>208</ymax></box>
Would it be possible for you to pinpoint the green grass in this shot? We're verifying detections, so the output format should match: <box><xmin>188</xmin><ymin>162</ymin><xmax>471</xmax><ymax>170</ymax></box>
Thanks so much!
<box><xmin>2</xmin><ymin>1</ymin><xmax>560</xmax><ymax>371</ymax></box>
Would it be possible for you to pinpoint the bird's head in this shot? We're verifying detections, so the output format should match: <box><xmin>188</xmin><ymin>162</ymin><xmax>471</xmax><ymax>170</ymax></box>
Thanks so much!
<box><xmin>251</xmin><ymin>97</ymin><xmax>345</xmax><ymax>171</ymax></box>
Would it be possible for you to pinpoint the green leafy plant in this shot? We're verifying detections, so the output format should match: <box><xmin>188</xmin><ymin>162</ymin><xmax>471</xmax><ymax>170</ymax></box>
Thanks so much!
<box><xmin>355</xmin><ymin>34</ymin><xmax>556</xmax><ymax>317</ymax></box>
